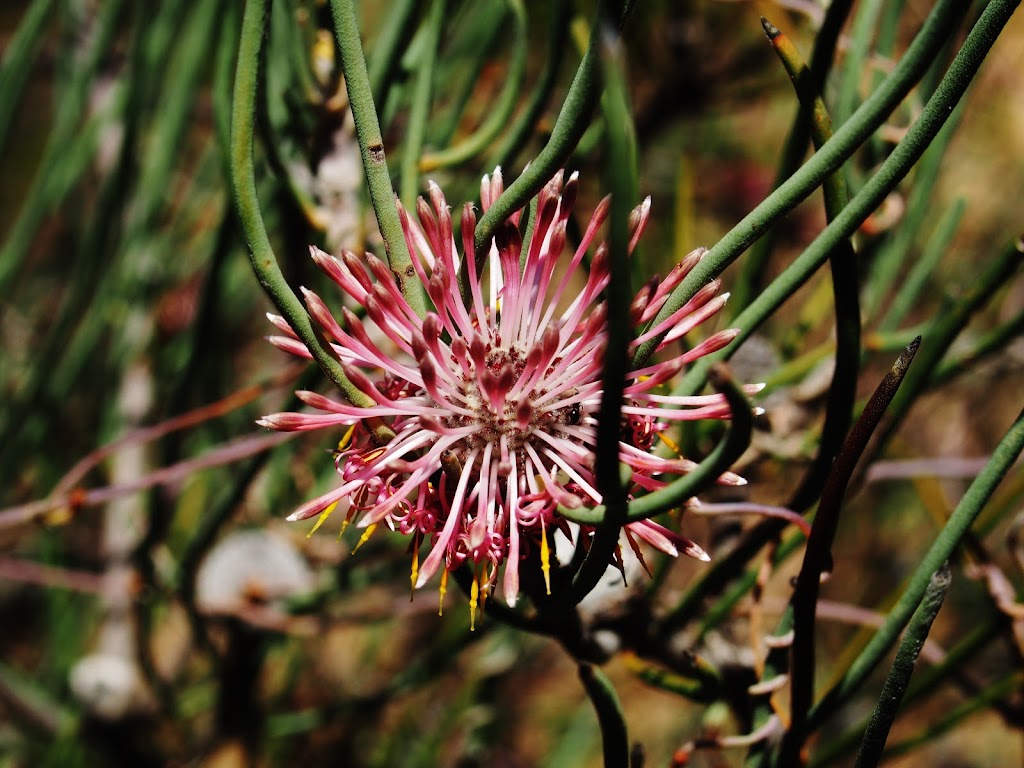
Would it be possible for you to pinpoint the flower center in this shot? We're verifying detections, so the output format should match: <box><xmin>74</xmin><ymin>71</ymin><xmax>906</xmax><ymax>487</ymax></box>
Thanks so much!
<box><xmin>440</xmin><ymin>339</ymin><xmax>579</xmax><ymax>464</ymax></box>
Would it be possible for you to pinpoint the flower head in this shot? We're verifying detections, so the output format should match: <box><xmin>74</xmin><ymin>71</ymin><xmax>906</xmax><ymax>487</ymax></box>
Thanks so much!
<box><xmin>259</xmin><ymin>170</ymin><xmax>755</xmax><ymax>615</ymax></box>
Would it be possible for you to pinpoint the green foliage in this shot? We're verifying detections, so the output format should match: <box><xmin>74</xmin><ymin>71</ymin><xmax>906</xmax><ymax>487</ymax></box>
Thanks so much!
<box><xmin>1</xmin><ymin>0</ymin><xmax>1023</xmax><ymax>766</ymax></box>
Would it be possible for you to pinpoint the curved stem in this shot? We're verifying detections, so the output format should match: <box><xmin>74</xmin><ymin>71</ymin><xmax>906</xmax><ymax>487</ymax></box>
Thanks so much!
<box><xmin>399</xmin><ymin>0</ymin><xmax>446</xmax><ymax>206</ymax></box>
<box><xmin>633</xmin><ymin>0</ymin><xmax>968</xmax><ymax>372</ymax></box>
<box><xmin>420</xmin><ymin>0</ymin><xmax>528</xmax><ymax>172</ymax></box>
<box><xmin>760</xmin><ymin>17</ymin><xmax>861</xmax><ymax>513</ymax></box>
<box><xmin>366</xmin><ymin>0</ymin><xmax>424</xmax><ymax>107</ymax></box>
<box><xmin>579</xmin><ymin>663</ymin><xmax>630</xmax><ymax>768</ymax></box>
<box><xmin>467</xmin><ymin>4</ymin><xmax>604</xmax><ymax>272</ymax></box>
<box><xmin>670</xmin><ymin>0</ymin><xmax>1014</xmax><ymax>398</ymax></box>
<box><xmin>489</xmin><ymin>0</ymin><xmax>571</xmax><ymax>169</ymax></box>
<box><xmin>231</xmin><ymin>0</ymin><xmax>392</xmax><ymax>442</ymax></box>
<box><xmin>328</xmin><ymin>0</ymin><xmax>425</xmax><ymax>317</ymax></box>
<box><xmin>808</xmin><ymin>403</ymin><xmax>1024</xmax><ymax>730</ymax></box>
<box><xmin>560</xmin><ymin>365</ymin><xmax>753</xmax><ymax>527</ymax></box>
<box><xmin>730</xmin><ymin>0</ymin><xmax>853</xmax><ymax>313</ymax></box>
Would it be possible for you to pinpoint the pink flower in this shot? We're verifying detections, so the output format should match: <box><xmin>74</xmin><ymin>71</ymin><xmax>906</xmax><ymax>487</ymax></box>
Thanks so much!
<box><xmin>259</xmin><ymin>170</ymin><xmax>755</xmax><ymax>618</ymax></box>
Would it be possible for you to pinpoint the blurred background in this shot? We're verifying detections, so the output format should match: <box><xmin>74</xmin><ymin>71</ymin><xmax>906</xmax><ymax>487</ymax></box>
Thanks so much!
<box><xmin>1</xmin><ymin>1</ymin><xmax>1023</xmax><ymax>766</ymax></box>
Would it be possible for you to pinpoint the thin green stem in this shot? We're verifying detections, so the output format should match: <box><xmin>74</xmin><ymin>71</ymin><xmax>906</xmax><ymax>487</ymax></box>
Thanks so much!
<box><xmin>421</xmin><ymin>0</ymin><xmax>528</xmax><ymax>172</ymax></box>
<box><xmin>669</xmin><ymin>0</ymin><xmax>1015</xmax><ymax>397</ymax></box>
<box><xmin>878</xmin><ymin>197</ymin><xmax>966</xmax><ymax>332</ymax></box>
<box><xmin>730</xmin><ymin>0</ymin><xmax>853</xmax><ymax>312</ymax></box>
<box><xmin>0</xmin><ymin>0</ymin><xmax>126</xmax><ymax>296</ymax></box>
<box><xmin>853</xmin><ymin>565</ymin><xmax>950</xmax><ymax>768</ymax></box>
<box><xmin>328</xmin><ymin>0</ymin><xmax>425</xmax><ymax>317</ymax></box>
<box><xmin>490</xmin><ymin>0</ymin><xmax>571</xmax><ymax>169</ymax></box>
<box><xmin>231</xmin><ymin>0</ymin><xmax>389</xmax><ymax>433</ymax></box>
<box><xmin>882</xmin><ymin>673</ymin><xmax>1023</xmax><ymax>761</ymax></box>
<box><xmin>808</xmin><ymin>617</ymin><xmax>1002</xmax><ymax>767</ymax></box>
<box><xmin>933</xmin><ymin>302</ymin><xmax>1024</xmax><ymax>387</ymax></box>
<box><xmin>808</xmin><ymin>404</ymin><xmax>1024</xmax><ymax>729</ymax></box>
<box><xmin>760</xmin><ymin>16</ymin><xmax>862</xmax><ymax>515</ymax></box>
<box><xmin>367</xmin><ymin>0</ymin><xmax>423</xmax><ymax>107</ymax></box>
<box><xmin>865</xmin><ymin>100</ymin><xmax>966</xmax><ymax>322</ymax></box>
<box><xmin>560</xmin><ymin>366</ymin><xmax>753</xmax><ymax>526</ymax></box>
<box><xmin>634</xmin><ymin>0</ymin><xmax>969</xmax><ymax>372</ymax></box>
<box><xmin>868</xmin><ymin>234</ymin><xmax>1024</xmax><ymax>458</ymax></box>
<box><xmin>780</xmin><ymin>338</ymin><xmax>920</xmax><ymax>765</ymax></box>
<box><xmin>835</xmin><ymin>0</ymin><xmax>885</xmax><ymax>129</ymax></box>
<box><xmin>0</xmin><ymin>0</ymin><xmax>58</xmax><ymax>156</ymax></box>
<box><xmin>399</xmin><ymin>0</ymin><xmax>445</xmax><ymax>207</ymax></box>
<box><xmin>569</xmin><ymin>33</ymin><xmax>634</xmax><ymax>604</ymax></box>
<box><xmin>468</xmin><ymin>4</ymin><xmax>605</xmax><ymax>272</ymax></box>
<box><xmin>578</xmin><ymin>663</ymin><xmax>629</xmax><ymax>768</ymax></box>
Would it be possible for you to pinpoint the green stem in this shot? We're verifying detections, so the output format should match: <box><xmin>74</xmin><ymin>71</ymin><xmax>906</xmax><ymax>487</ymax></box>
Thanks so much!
<box><xmin>669</xmin><ymin>0</ymin><xmax>1015</xmax><ymax>397</ymax></box>
<box><xmin>807</xmin><ymin>404</ymin><xmax>1024</xmax><ymax>729</ymax></box>
<box><xmin>868</xmin><ymin>234</ymin><xmax>1024</xmax><ymax>458</ymax></box>
<box><xmin>878</xmin><ymin>197</ymin><xmax>966</xmax><ymax>332</ymax></box>
<box><xmin>0</xmin><ymin>0</ymin><xmax>126</xmax><ymax>296</ymax></box>
<box><xmin>421</xmin><ymin>0</ymin><xmax>528</xmax><ymax>172</ymax></box>
<box><xmin>328</xmin><ymin>0</ymin><xmax>425</xmax><ymax>317</ymax></box>
<box><xmin>760</xmin><ymin>17</ymin><xmax>862</xmax><ymax>515</ymax></box>
<box><xmin>780</xmin><ymin>338</ymin><xmax>920</xmax><ymax>764</ymax></box>
<box><xmin>730</xmin><ymin>0</ymin><xmax>853</xmax><ymax>313</ymax></box>
<box><xmin>634</xmin><ymin>0</ymin><xmax>969</xmax><ymax>372</ymax></box>
<box><xmin>880</xmin><ymin>673</ymin><xmax>1023</xmax><ymax>761</ymax></box>
<box><xmin>578</xmin><ymin>663</ymin><xmax>629</xmax><ymax>768</ymax></box>
<box><xmin>0</xmin><ymin>0</ymin><xmax>58</xmax><ymax>156</ymax></box>
<box><xmin>808</xmin><ymin>616</ymin><xmax>1001</xmax><ymax>767</ymax></box>
<box><xmin>560</xmin><ymin>366</ymin><xmax>753</xmax><ymax>526</ymax></box>
<box><xmin>366</xmin><ymin>0</ymin><xmax>423</xmax><ymax>106</ymax></box>
<box><xmin>468</xmin><ymin>4</ymin><xmax>604</xmax><ymax>271</ymax></box>
<box><xmin>569</xmin><ymin>33</ymin><xmax>634</xmax><ymax>604</ymax></box>
<box><xmin>489</xmin><ymin>0</ymin><xmax>571</xmax><ymax>169</ymax></box>
<box><xmin>231</xmin><ymin>0</ymin><xmax>389</xmax><ymax>431</ymax></box>
<box><xmin>933</xmin><ymin>301</ymin><xmax>1024</xmax><ymax>387</ymax></box>
<box><xmin>865</xmin><ymin>99</ymin><xmax>966</xmax><ymax>323</ymax></box>
<box><xmin>835</xmin><ymin>0</ymin><xmax>885</xmax><ymax>129</ymax></box>
<box><xmin>853</xmin><ymin>565</ymin><xmax>950</xmax><ymax>768</ymax></box>
<box><xmin>399</xmin><ymin>0</ymin><xmax>445</xmax><ymax>207</ymax></box>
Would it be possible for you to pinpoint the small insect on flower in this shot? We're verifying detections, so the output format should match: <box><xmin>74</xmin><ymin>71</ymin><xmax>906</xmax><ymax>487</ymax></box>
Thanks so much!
<box><xmin>258</xmin><ymin>169</ymin><xmax>758</xmax><ymax>624</ymax></box>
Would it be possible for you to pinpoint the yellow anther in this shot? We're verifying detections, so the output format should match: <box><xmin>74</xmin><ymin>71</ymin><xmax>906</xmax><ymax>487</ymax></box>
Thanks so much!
<box><xmin>657</xmin><ymin>431</ymin><xmax>682</xmax><ymax>456</ymax></box>
<box><xmin>335</xmin><ymin>423</ymin><xmax>357</xmax><ymax>453</ymax></box>
<box><xmin>469</xmin><ymin>570</ymin><xmax>480</xmax><ymax>632</ymax></box>
<box><xmin>438</xmin><ymin>569</ymin><xmax>448</xmax><ymax>616</ymax></box>
<box><xmin>540</xmin><ymin>524</ymin><xmax>552</xmax><ymax>595</ymax></box>
<box><xmin>410</xmin><ymin>545</ymin><xmax>420</xmax><ymax>601</ymax></box>
<box><xmin>363</xmin><ymin>447</ymin><xmax>388</xmax><ymax>463</ymax></box>
<box><xmin>352</xmin><ymin>522</ymin><xmax>378</xmax><ymax>553</ymax></box>
<box><xmin>308</xmin><ymin>501</ymin><xmax>339</xmax><ymax>537</ymax></box>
